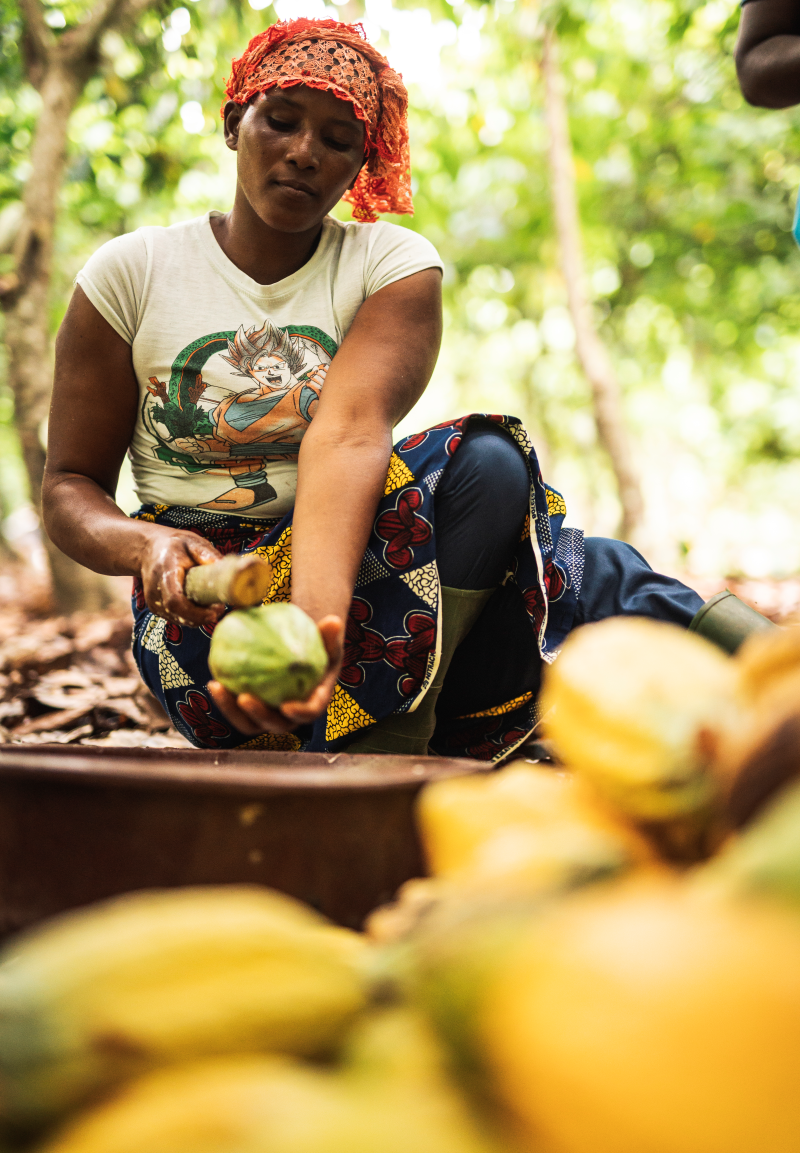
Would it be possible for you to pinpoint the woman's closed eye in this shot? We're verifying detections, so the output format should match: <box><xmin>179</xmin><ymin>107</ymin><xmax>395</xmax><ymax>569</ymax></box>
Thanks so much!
<box><xmin>324</xmin><ymin>135</ymin><xmax>356</xmax><ymax>152</ymax></box>
<box><xmin>267</xmin><ymin>116</ymin><xmax>354</xmax><ymax>153</ymax></box>
<box><xmin>267</xmin><ymin>116</ymin><xmax>297</xmax><ymax>133</ymax></box>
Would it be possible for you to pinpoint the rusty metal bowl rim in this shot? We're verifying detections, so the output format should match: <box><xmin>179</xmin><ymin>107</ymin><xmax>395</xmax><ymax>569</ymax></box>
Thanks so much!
<box><xmin>0</xmin><ymin>745</ymin><xmax>484</xmax><ymax>797</ymax></box>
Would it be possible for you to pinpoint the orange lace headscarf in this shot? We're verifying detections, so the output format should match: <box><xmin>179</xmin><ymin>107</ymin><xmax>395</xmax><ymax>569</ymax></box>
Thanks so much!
<box><xmin>223</xmin><ymin>18</ymin><xmax>412</xmax><ymax>223</ymax></box>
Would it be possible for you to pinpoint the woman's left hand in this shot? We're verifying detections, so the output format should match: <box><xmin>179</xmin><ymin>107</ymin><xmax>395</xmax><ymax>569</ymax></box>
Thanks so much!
<box><xmin>207</xmin><ymin>614</ymin><xmax>344</xmax><ymax>735</ymax></box>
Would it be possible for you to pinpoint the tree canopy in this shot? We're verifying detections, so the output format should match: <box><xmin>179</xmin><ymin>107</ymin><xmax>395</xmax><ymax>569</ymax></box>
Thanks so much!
<box><xmin>1</xmin><ymin>0</ymin><xmax>799</xmax><ymax>577</ymax></box>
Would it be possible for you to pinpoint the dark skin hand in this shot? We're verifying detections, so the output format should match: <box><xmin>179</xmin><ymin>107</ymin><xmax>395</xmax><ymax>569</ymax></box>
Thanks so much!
<box><xmin>44</xmin><ymin>84</ymin><xmax>443</xmax><ymax>737</ymax></box>
<box><xmin>736</xmin><ymin>0</ymin><xmax>800</xmax><ymax>108</ymax></box>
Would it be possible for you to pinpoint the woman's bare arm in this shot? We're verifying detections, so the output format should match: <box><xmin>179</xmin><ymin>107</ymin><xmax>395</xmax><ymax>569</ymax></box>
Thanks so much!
<box><xmin>292</xmin><ymin>267</ymin><xmax>443</xmax><ymax>625</ymax></box>
<box><xmin>209</xmin><ymin>266</ymin><xmax>443</xmax><ymax>735</ymax></box>
<box><xmin>43</xmin><ymin>287</ymin><xmax>224</xmax><ymax>629</ymax></box>
<box><xmin>735</xmin><ymin>0</ymin><xmax>800</xmax><ymax>108</ymax></box>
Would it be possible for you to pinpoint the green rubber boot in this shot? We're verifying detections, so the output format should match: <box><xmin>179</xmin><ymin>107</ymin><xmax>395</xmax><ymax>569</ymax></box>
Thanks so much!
<box><xmin>688</xmin><ymin>589</ymin><xmax>777</xmax><ymax>655</ymax></box>
<box><xmin>344</xmin><ymin>585</ymin><xmax>494</xmax><ymax>756</ymax></box>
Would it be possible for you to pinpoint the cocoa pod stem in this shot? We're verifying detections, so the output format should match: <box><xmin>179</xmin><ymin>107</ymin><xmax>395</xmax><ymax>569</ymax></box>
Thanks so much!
<box><xmin>184</xmin><ymin>556</ymin><xmax>270</xmax><ymax>608</ymax></box>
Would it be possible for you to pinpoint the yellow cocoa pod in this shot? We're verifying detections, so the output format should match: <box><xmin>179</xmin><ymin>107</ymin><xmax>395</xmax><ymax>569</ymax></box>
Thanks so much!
<box><xmin>483</xmin><ymin>881</ymin><xmax>800</xmax><ymax>1153</ymax></box>
<box><xmin>701</xmin><ymin>627</ymin><xmax>800</xmax><ymax>823</ymax></box>
<box><xmin>0</xmin><ymin>887</ymin><xmax>369</xmax><ymax>1127</ymax></box>
<box><xmin>417</xmin><ymin>762</ymin><xmax>652</xmax><ymax>889</ymax></box>
<box><xmin>696</xmin><ymin>775</ymin><xmax>800</xmax><ymax>906</ymax></box>
<box><xmin>541</xmin><ymin>618</ymin><xmax>738</xmax><ymax>822</ymax></box>
<box><xmin>37</xmin><ymin>1057</ymin><xmax>302</xmax><ymax>1153</ymax></box>
<box><xmin>735</xmin><ymin>623</ymin><xmax>800</xmax><ymax>707</ymax></box>
<box><xmin>451</xmin><ymin>820</ymin><xmax>631</xmax><ymax>895</ymax></box>
<box><xmin>38</xmin><ymin>1017</ymin><xmax>499</xmax><ymax>1153</ymax></box>
<box><xmin>385</xmin><ymin>892</ymin><xmax>546</xmax><ymax>1097</ymax></box>
<box><xmin>417</xmin><ymin>764</ymin><xmax>578</xmax><ymax>876</ymax></box>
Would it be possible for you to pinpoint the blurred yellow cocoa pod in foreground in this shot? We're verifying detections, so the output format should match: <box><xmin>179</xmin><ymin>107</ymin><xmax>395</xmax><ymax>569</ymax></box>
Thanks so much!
<box><xmin>711</xmin><ymin>627</ymin><xmax>800</xmax><ymax>823</ymax></box>
<box><xmin>417</xmin><ymin>764</ymin><xmax>577</xmax><ymax>876</ymax></box>
<box><xmin>450</xmin><ymin>820</ymin><xmax>630</xmax><ymax>894</ymax></box>
<box><xmin>417</xmin><ymin>763</ymin><xmax>653</xmax><ymax>884</ymax></box>
<box><xmin>365</xmin><ymin>877</ymin><xmax>446</xmax><ymax>945</ymax></box>
<box><xmin>735</xmin><ymin>623</ymin><xmax>800</xmax><ymax>707</ymax></box>
<box><xmin>483</xmin><ymin>881</ymin><xmax>800</xmax><ymax>1153</ymax></box>
<box><xmin>0</xmin><ymin>887</ymin><xmax>369</xmax><ymax>1128</ymax></box>
<box><xmin>383</xmin><ymin>892</ymin><xmax>547</xmax><ymax>1098</ymax></box>
<box><xmin>38</xmin><ymin>1012</ymin><xmax>500</xmax><ymax>1153</ymax></box>
<box><xmin>696</xmin><ymin>775</ymin><xmax>800</xmax><ymax>907</ymax></box>
<box><xmin>38</xmin><ymin>1057</ymin><xmax>300</xmax><ymax>1153</ymax></box>
<box><xmin>541</xmin><ymin>618</ymin><xmax>738</xmax><ymax>822</ymax></box>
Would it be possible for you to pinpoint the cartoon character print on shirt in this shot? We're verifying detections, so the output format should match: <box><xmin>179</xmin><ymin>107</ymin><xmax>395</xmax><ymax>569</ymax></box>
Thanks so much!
<box><xmin>143</xmin><ymin>320</ymin><xmax>337</xmax><ymax>512</ymax></box>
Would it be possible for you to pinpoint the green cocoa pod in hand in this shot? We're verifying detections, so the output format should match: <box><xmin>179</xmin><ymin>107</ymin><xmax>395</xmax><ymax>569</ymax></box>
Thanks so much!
<box><xmin>209</xmin><ymin>604</ymin><xmax>327</xmax><ymax>707</ymax></box>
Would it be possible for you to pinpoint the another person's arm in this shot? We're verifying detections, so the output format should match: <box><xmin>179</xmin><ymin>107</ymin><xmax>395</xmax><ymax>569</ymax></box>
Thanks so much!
<box><xmin>209</xmin><ymin>266</ymin><xmax>443</xmax><ymax>735</ymax></box>
<box><xmin>43</xmin><ymin>286</ymin><xmax>224</xmax><ymax>630</ymax></box>
<box><xmin>736</xmin><ymin>0</ymin><xmax>800</xmax><ymax>108</ymax></box>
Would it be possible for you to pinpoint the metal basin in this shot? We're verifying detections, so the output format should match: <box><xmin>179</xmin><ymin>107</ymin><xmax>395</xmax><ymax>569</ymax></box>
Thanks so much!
<box><xmin>0</xmin><ymin>746</ymin><xmax>483</xmax><ymax>933</ymax></box>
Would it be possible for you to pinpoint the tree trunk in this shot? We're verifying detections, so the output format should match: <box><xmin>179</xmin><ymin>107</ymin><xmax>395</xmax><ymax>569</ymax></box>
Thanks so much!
<box><xmin>541</xmin><ymin>25</ymin><xmax>644</xmax><ymax>542</ymax></box>
<box><xmin>2</xmin><ymin>62</ymin><xmax>114</xmax><ymax>611</ymax></box>
<box><xmin>6</xmin><ymin>64</ymin><xmax>79</xmax><ymax>508</ymax></box>
<box><xmin>2</xmin><ymin>0</ymin><xmax>160</xmax><ymax>611</ymax></box>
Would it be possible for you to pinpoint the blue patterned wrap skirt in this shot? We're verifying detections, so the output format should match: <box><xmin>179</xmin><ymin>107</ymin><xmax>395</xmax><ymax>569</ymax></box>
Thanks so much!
<box><xmin>131</xmin><ymin>414</ymin><xmax>585</xmax><ymax>763</ymax></box>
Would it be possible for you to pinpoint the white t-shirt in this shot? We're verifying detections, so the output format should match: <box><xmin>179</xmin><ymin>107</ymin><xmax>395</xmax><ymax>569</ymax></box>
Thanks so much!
<box><xmin>76</xmin><ymin>211</ymin><xmax>443</xmax><ymax>518</ymax></box>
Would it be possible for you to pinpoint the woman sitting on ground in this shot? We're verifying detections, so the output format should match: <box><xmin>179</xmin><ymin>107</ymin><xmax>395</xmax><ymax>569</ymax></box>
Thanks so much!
<box><xmin>43</xmin><ymin>18</ymin><xmax>753</xmax><ymax>759</ymax></box>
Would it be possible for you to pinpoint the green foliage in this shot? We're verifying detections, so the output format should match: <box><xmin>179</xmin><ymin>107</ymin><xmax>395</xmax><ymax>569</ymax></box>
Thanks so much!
<box><xmin>400</xmin><ymin>0</ymin><xmax>800</xmax><ymax>573</ymax></box>
<box><xmin>1</xmin><ymin>0</ymin><xmax>799</xmax><ymax>574</ymax></box>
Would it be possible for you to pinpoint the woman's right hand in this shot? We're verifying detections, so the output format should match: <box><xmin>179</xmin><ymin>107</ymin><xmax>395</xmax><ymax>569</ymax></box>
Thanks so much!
<box><xmin>140</xmin><ymin>529</ymin><xmax>226</xmax><ymax>630</ymax></box>
<box><xmin>207</xmin><ymin>614</ymin><xmax>344</xmax><ymax>736</ymax></box>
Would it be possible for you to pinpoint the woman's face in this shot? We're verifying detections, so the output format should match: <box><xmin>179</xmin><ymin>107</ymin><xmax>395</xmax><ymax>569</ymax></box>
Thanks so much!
<box><xmin>223</xmin><ymin>85</ymin><xmax>367</xmax><ymax>234</ymax></box>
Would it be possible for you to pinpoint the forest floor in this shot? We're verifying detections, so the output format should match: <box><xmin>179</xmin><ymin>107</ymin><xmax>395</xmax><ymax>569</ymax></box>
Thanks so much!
<box><xmin>0</xmin><ymin>560</ymin><xmax>797</xmax><ymax>749</ymax></box>
<box><xmin>0</xmin><ymin>561</ymin><xmax>190</xmax><ymax>748</ymax></box>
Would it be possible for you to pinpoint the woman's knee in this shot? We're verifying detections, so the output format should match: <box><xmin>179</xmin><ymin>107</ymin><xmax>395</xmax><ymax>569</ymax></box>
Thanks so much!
<box><xmin>434</xmin><ymin>424</ymin><xmax>530</xmax><ymax>589</ymax></box>
<box><xmin>438</xmin><ymin>424</ymin><xmax>530</xmax><ymax>510</ymax></box>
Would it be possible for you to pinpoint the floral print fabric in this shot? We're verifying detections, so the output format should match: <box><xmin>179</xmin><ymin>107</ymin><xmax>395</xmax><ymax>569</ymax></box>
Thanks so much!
<box><xmin>131</xmin><ymin>414</ymin><xmax>585</xmax><ymax>763</ymax></box>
